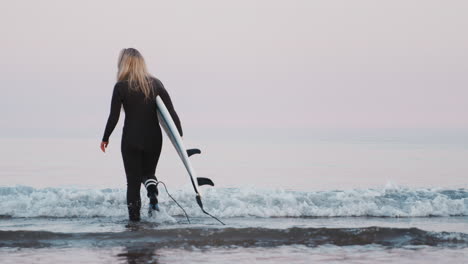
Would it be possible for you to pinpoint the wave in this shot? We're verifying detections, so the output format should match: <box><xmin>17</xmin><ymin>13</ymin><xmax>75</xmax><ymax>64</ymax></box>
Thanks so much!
<box><xmin>0</xmin><ymin>227</ymin><xmax>467</xmax><ymax>248</ymax></box>
<box><xmin>0</xmin><ymin>185</ymin><xmax>467</xmax><ymax>218</ymax></box>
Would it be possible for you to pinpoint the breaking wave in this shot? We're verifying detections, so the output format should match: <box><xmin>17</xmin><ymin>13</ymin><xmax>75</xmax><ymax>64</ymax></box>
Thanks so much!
<box><xmin>0</xmin><ymin>185</ymin><xmax>467</xmax><ymax>218</ymax></box>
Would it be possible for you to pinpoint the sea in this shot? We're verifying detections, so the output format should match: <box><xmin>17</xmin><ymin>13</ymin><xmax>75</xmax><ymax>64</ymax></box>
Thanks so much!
<box><xmin>0</xmin><ymin>131</ymin><xmax>467</xmax><ymax>263</ymax></box>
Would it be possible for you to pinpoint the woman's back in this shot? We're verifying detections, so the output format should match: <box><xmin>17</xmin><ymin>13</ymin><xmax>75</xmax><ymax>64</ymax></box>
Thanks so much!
<box><xmin>102</xmin><ymin>77</ymin><xmax>183</xmax><ymax>150</ymax></box>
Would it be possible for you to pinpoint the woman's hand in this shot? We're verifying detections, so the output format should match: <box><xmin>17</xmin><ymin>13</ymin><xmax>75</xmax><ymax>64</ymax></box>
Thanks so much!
<box><xmin>100</xmin><ymin>141</ymin><xmax>109</xmax><ymax>153</ymax></box>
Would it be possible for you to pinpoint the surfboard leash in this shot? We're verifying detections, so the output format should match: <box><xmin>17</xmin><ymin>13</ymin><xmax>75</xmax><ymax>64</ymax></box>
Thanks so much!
<box><xmin>156</xmin><ymin>181</ymin><xmax>191</xmax><ymax>224</ymax></box>
<box><xmin>201</xmin><ymin>207</ymin><xmax>225</xmax><ymax>225</ymax></box>
<box><xmin>195</xmin><ymin>194</ymin><xmax>226</xmax><ymax>225</ymax></box>
<box><xmin>156</xmin><ymin>181</ymin><xmax>225</xmax><ymax>225</ymax></box>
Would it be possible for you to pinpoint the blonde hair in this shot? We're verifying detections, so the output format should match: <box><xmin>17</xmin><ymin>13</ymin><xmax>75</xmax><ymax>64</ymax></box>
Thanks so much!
<box><xmin>117</xmin><ymin>48</ymin><xmax>154</xmax><ymax>100</ymax></box>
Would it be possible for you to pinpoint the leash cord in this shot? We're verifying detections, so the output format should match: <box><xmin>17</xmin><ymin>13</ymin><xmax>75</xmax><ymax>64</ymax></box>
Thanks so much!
<box><xmin>156</xmin><ymin>181</ymin><xmax>191</xmax><ymax>224</ymax></box>
<box><xmin>155</xmin><ymin>181</ymin><xmax>225</xmax><ymax>225</ymax></box>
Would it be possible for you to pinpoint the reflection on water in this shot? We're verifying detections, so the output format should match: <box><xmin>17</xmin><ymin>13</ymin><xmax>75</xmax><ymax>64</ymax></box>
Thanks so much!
<box><xmin>118</xmin><ymin>246</ymin><xmax>161</xmax><ymax>264</ymax></box>
<box><xmin>2</xmin><ymin>245</ymin><xmax>467</xmax><ymax>264</ymax></box>
<box><xmin>157</xmin><ymin>245</ymin><xmax>468</xmax><ymax>264</ymax></box>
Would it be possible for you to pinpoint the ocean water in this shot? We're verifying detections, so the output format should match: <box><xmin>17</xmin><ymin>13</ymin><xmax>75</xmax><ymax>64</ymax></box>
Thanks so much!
<box><xmin>0</xmin><ymin>136</ymin><xmax>467</xmax><ymax>263</ymax></box>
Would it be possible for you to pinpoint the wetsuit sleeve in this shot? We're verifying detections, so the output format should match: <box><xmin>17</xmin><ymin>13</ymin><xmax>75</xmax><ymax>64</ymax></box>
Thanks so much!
<box><xmin>159</xmin><ymin>85</ymin><xmax>183</xmax><ymax>137</ymax></box>
<box><xmin>102</xmin><ymin>84</ymin><xmax>122</xmax><ymax>142</ymax></box>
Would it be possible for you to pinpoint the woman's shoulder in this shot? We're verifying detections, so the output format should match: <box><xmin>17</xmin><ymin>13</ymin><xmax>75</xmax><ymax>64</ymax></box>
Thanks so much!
<box><xmin>149</xmin><ymin>76</ymin><xmax>163</xmax><ymax>86</ymax></box>
<box><xmin>114</xmin><ymin>80</ymin><xmax>129</xmax><ymax>90</ymax></box>
<box><xmin>149</xmin><ymin>76</ymin><xmax>167</xmax><ymax>92</ymax></box>
<box><xmin>116</xmin><ymin>79</ymin><xmax>129</xmax><ymax>85</ymax></box>
<box><xmin>111</xmin><ymin>81</ymin><xmax>130</xmax><ymax>98</ymax></box>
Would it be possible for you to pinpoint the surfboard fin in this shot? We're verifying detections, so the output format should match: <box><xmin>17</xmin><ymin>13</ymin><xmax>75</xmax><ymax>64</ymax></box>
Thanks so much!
<box><xmin>187</xmin><ymin>148</ymin><xmax>201</xmax><ymax>157</ymax></box>
<box><xmin>197</xmin><ymin>177</ymin><xmax>214</xmax><ymax>187</ymax></box>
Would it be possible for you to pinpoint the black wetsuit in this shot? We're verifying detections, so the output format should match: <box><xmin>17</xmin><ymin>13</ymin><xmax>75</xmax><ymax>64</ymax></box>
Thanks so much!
<box><xmin>102</xmin><ymin>77</ymin><xmax>183</xmax><ymax>220</ymax></box>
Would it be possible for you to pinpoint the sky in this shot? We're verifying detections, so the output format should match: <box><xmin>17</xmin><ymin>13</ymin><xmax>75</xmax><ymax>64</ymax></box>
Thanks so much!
<box><xmin>1</xmin><ymin>0</ymin><xmax>467</xmax><ymax>139</ymax></box>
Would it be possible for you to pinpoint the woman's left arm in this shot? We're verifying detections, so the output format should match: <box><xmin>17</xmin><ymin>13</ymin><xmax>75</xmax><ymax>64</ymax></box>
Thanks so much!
<box><xmin>101</xmin><ymin>83</ymin><xmax>122</xmax><ymax>152</ymax></box>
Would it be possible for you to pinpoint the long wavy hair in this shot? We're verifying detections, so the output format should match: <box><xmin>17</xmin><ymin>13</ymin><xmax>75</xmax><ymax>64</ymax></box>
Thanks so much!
<box><xmin>117</xmin><ymin>48</ymin><xmax>154</xmax><ymax>100</ymax></box>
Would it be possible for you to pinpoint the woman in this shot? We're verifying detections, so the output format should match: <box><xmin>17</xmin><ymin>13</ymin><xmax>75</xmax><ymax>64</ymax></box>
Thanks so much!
<box><xmin>100</xmin><ymin>48</ymin><xmax>183</xmax><ymax>221</ymax></box>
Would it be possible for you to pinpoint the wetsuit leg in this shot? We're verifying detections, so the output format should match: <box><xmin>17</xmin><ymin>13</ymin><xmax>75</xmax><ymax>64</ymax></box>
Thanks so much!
<box><xmin>141</xmin><ymin>143</ymin><xmax>163</xmax><ymax>199</ymax></box>
<box><xmin>121</xmin><ymin>145</ymin><xmax>143</xmax><ymax>221</ymax></box>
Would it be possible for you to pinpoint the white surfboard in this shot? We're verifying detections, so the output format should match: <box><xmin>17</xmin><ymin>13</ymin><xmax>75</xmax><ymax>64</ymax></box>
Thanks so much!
<box><xmin>156</xmin><ymin>96</ymin><xmax>214</xmax><ymax>211</ymax></box>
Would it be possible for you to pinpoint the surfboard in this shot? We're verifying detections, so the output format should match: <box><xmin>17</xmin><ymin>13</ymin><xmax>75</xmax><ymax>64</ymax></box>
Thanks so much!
<box><xmin>155</xmin><ymin>96</ymin><xmax>215</xmax><ymax>212</ymax></box>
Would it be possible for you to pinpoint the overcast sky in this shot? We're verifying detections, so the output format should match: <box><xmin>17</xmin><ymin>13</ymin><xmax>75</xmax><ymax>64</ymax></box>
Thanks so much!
<box><xmin>1</xmin><ymin>0</ymin><xmax>467</xmax><ymax>139</ymax></box>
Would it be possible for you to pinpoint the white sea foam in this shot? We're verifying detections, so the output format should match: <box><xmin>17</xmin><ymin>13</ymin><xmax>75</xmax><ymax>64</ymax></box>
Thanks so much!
<box><xmin>0</xmin><ymin>185</ymin><xmax>466</xmax><ymax>218</ymax></box>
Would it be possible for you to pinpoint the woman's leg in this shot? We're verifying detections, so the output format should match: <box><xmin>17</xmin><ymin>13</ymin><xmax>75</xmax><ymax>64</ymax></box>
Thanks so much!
<box><xmin>121</xmin><ymin>145</ymin><xmax>143</xmax><ymax>221</ymax></box>
<box><xmin>142</xmin><ymin>142</ymin><xmax>163</xmax><ymax>206</ymax></box>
